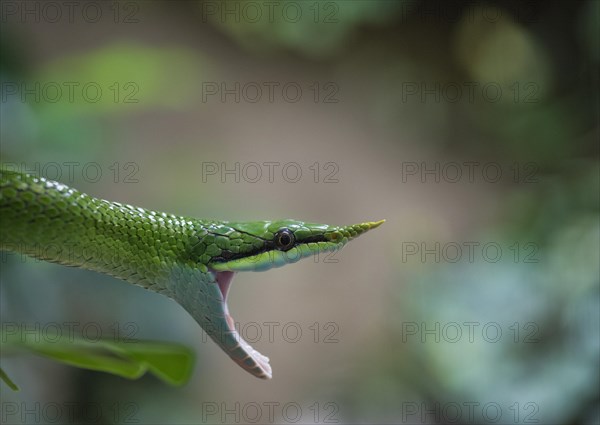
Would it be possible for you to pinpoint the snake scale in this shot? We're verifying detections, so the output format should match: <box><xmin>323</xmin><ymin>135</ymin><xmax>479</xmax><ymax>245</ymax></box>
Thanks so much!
<box><xmin>0</xmin><ymin>170</ymin><xmax>383</xmax><ymax>378</ymax></box>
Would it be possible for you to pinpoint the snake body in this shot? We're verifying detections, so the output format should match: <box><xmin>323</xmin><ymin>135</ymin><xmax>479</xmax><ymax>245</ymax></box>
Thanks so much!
<box><xmin>0</xmin><ymin>170</ymin><xmax>383</xmax><ymax>378</ymax></box>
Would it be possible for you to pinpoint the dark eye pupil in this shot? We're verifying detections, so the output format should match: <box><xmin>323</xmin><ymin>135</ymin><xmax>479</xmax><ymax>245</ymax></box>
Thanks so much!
<box><xmin>276</xmin><ymin>230</ymin><xmax>294</xmax><ymax>249</ymax></box>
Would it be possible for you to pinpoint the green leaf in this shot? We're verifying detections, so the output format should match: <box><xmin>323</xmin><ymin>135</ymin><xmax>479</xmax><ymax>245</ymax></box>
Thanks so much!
<box><xmin>0</xmin><ymin>367</ymin><xmax>20</xmax><ymax>391</ymax></box>
<box><xmin>106</xmin><ymin>341</ymin><xmax>195</xmax><ymax>386</ymax></box>
<box><xmin>1</xmin><ymin>329</ymin><xmax>195</xmax><ymax>387</ymax></box>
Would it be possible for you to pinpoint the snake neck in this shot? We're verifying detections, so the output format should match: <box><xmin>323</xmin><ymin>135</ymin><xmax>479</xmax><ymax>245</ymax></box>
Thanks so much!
<box><xmin>0</xmin><ymin>170</ymin><xmax>213</xmax><ymax>293</ymax></box>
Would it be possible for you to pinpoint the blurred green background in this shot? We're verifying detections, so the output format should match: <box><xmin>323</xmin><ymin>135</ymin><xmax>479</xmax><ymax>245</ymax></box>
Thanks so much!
<box><xmin>1</xmin><ymin>0</ymin><xmax>598</xmax><ymax>424</ymax></box>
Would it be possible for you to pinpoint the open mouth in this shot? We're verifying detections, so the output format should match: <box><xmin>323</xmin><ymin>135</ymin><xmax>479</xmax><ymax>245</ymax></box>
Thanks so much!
<box><xmin>206</xmin><ymin>244</ymin><xmax>344</xmax><ymax>379</ymax></box>
<box><xmin>211</xmin><ymin>269</ymin><xmax>272</xmax><ymax>379</ymax></box>
<box><xmin>206</xmin><ymin>238</ymin><xmax>354</xmax><ymax>379</ymax></box>
<box><xmin>204</xmin><ymin>220</ymin><xmax>385</xmax><ymax>379</ymax></box>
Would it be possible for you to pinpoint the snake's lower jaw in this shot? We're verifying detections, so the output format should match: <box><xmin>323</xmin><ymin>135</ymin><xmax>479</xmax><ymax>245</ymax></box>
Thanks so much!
<box><xmin>213</xmin><ymin>271</ymin><xmax>273</xmax><ymax>379</ymax></box>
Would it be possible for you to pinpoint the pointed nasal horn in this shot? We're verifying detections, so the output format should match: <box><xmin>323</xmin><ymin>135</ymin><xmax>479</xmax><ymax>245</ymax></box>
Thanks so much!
<box><xmin>325</xmin><ymin>219</ymin><xmax>385</xmax><ymax>242</ymax></box>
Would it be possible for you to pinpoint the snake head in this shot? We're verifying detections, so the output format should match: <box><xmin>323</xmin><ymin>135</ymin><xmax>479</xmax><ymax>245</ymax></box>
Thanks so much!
<box><xmin>208</xmin><ymin>219</ymin><xmax>385</xmax><ymax>272</ymax></box>
<box><xmin>185</xmin><ymin>219</ymin><xmax>383</xmax><ymax>379</ymax></box>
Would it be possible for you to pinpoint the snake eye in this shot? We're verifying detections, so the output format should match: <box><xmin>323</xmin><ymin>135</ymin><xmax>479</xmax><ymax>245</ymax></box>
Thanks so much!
<box><xmin>275</xmin><ymin>229</ymin><xmax>295</xmax><ymax>251</ymax></box>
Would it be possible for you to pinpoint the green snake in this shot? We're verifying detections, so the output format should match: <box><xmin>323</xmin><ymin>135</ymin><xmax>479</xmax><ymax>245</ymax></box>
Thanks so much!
<box><xmin>0</xmin><ymin>170</ymin><xmax>383</xmax><ymax>379</ymax></box>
